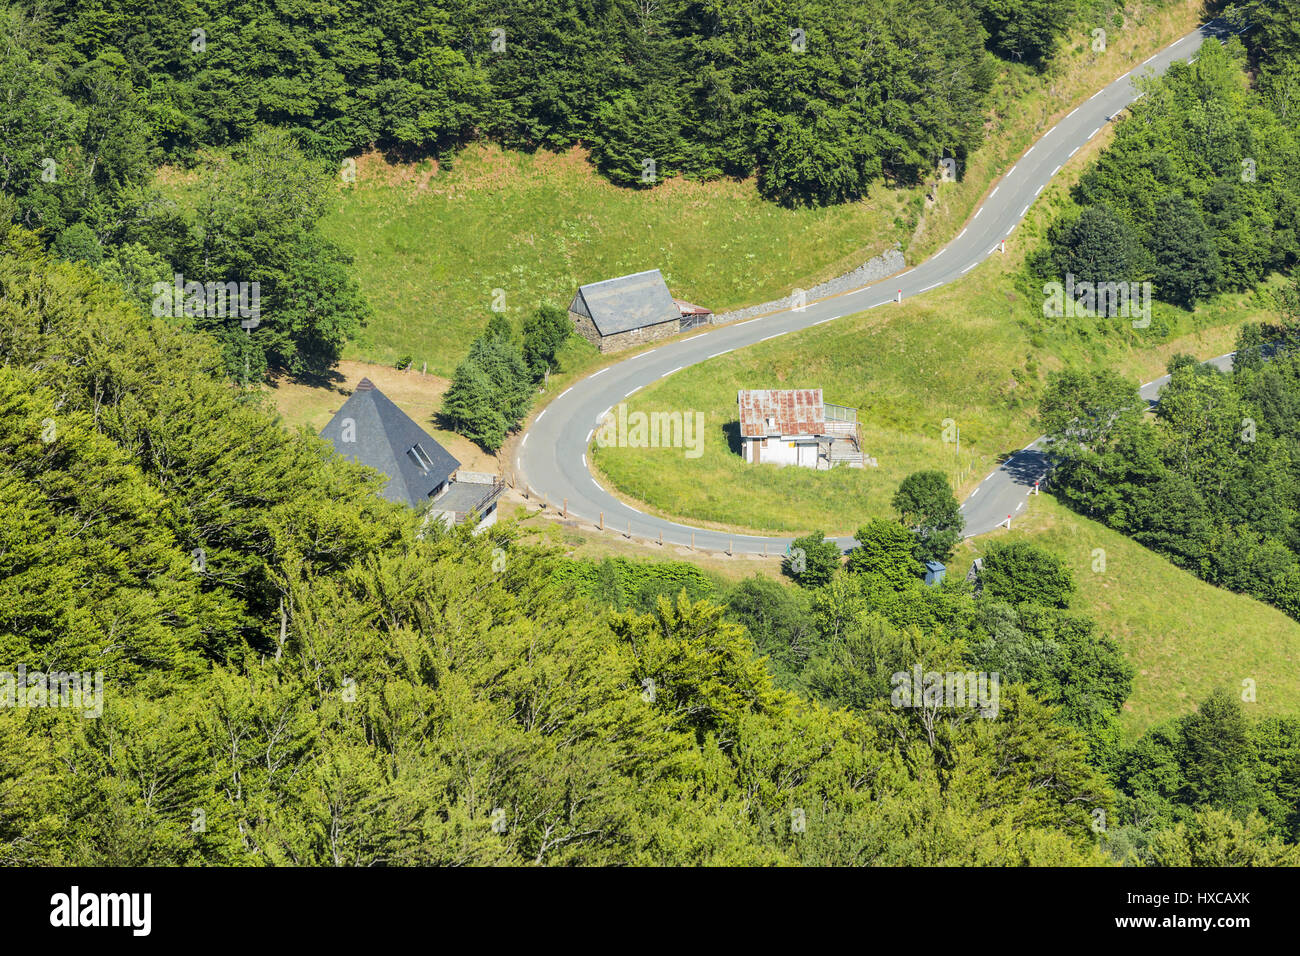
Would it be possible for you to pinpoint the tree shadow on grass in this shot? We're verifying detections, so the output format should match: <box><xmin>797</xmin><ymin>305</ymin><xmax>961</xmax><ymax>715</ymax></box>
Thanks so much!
<box><xmin>267</xmin><ymin>365</ymin><xmax>347</xmax><ymax>392</ymax></box>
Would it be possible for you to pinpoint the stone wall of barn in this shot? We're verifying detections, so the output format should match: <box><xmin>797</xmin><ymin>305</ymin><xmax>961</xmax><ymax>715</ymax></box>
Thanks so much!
<box><xmin>570</xmin><ymin>312</ymin><xmax>683</xmax><ymax>353</ymax></box>
<box><xmin>569</xmin><ymin>310</ymin><xmax>604</xmax><ymax>349</ymax></box>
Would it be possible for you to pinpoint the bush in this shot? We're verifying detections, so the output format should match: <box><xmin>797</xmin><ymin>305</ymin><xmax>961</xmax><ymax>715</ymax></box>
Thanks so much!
<box><xmin>783</xmin><ymin>531</ymin><xmax>841</xmax><ymax>588</ymax></box>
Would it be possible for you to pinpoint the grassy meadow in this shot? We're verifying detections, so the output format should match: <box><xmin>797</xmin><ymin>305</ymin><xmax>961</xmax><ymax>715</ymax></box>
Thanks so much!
<box><xmin>964</xmin><ymin>495</ymin><xmax>1300</xmax><ymax>735</ymax></box>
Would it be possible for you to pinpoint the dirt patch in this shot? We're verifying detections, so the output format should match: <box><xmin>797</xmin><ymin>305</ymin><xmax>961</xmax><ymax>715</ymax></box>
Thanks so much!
<box><xmin>266</xmin><ymin>359</ymin><xmax>500</xmax><ymax>473</ymax></box>
<box><xmin>350</xmin><ymin>150</ymin><xmax>440</xmax><ymax>190</ymax></box>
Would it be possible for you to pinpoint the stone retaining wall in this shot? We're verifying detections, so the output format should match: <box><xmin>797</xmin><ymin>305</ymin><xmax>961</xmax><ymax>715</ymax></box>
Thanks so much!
<box><xmin>711</xmin><ymin>246</ymin><xmax>906</xmax><ymax>325</ymax></box>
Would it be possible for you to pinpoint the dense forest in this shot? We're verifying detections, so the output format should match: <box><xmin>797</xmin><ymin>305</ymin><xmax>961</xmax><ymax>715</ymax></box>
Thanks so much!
<box><xmin>10</xmin><ymin>0</ymin><xmax>1086</xmax><ymax>201</ymax></box>
<box><xmin>1031</xmin><ymin>1</ymin><xmax>1300</xmax><ymax>624</ymax></box>
<box><xmin>1033</xmin><ymin>4</ymin><xmax>1300</xmax><ymax>323</ymax></box>
<box><xmin>4</xmin><ymin>230</ymin><xmax>1299</xmax><ymax>864</ymax></box>
<box><xmin>1040</xmin><ymin>303</ymin><xmax>1300</xmax><ymax>619</ymax></box>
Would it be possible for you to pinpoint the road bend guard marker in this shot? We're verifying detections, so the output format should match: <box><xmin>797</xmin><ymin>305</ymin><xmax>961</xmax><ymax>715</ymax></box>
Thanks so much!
<box><xmin>896</xmin><ymin>289</ymin><xmax>902</xmax><ymax>303</ymax></box>
<box><xmin>1002</xmin><ymin>513</ymin><xmax>1012</xmax><ymax>529</ymax></box>
<box><xmin>999</xmin><ymin>239</ymin><xmax>1007</xmax><ymax>254</ymax></box>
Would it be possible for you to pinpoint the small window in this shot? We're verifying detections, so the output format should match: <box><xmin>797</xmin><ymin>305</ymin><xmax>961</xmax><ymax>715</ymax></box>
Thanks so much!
<box><xmin>408</xmin><ymin>444</ymin><xmax>434</xmax><ymax>472</ymax></box>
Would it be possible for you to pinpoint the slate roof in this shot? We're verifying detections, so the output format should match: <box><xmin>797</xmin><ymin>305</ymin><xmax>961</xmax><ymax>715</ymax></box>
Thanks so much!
<box><xmin>320</xmin><ymin>379</ymin><xmax>460</xmax><ymax>508</ymax></box>
<box><xmin>570</xmin><ymin>269</ymin><xmax>681</xmax><ymax>336</ymax></box>
<box><xmin>737</xmin><ymin>389</ymin><xmax>827</xmax><ymax>438</ymax></box>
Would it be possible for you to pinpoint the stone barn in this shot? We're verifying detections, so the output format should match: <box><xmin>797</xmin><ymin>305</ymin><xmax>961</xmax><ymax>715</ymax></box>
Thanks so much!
<box><xmin>568</xmin><ymin>269</ymin><xmax>710</xmax><ymax>353</ymax></box>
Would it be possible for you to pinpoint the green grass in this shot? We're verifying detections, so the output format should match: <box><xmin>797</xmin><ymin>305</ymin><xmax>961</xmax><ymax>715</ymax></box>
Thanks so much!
<box><xmin>964</xmin><ymin>495</ymin><xmax>1300</xmax><ymax>735</ymax></box>
<box><xmin>324</xmin><ymin>145</ymin><xmax>913</xmax><ymax>376</ymax></box>
<box><xmin>318</xmin><ymin>0</ymin><xmax>1210</xmax><ymax>378</ymax></box>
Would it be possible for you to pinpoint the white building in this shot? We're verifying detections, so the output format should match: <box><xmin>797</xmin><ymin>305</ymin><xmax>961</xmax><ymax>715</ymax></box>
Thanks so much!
<box><xmin>737</xmin><ymin>388</ymin><xmax>866</xmax><ymax>469</ymax></box>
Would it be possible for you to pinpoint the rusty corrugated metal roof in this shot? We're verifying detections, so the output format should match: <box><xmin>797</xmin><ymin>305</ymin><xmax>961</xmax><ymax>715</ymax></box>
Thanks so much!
<box><xmin>673</xmin><ymin>299</ymin><xmax>712</xmax><ymax>315</ymax></box>
<box><xmin>737</xmin><ymin>389</ymin><xmax>826</xmax><ymax>438</ymax></box>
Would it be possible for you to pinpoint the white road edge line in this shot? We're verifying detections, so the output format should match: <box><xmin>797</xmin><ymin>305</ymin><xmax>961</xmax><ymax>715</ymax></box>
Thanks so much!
<box><xmin>535</xmin><ymin>409</ymin><xmax>546</xmax><ymax>422</ymax></box>
<box><xmin>707</xmin><ymin>349</ymin><xmax>732</xmax><ymax>358</ymax></box>
<box><xmin>759</xmin><ymin>333</ymin><xmax>782</xmax><ymax>342</ymax></box>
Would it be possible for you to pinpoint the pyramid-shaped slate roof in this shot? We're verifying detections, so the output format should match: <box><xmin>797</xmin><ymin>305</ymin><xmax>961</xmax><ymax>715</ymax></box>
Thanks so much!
<box><xmin>320</xmin><ymin>379</ymin><xmax>460</xmax><ymax>508</ymax></box>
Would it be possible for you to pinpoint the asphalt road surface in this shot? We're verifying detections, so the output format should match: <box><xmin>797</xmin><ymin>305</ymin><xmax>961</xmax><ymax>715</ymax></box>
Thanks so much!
<box><xmin>517</xmin><ymin>19</ymin><xmax>1239</xmax><ymax>555</ymax></box>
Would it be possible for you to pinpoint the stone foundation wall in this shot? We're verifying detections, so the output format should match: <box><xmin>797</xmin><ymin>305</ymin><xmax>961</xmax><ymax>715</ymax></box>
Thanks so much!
<box><xmin>570</xmin><ymin>311</ymin><xmax>683</xmax><ymax>353</ymax></box>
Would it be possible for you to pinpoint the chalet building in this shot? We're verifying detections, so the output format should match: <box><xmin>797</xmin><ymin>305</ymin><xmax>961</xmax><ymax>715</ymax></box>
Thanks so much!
<box><xmin>320</xmin><ymin>378</ymin><xmax>503</xmax><ymax>529</ymax></box>
<box><xmin>568</xmin><ymin>269</ymin><xmax>711</xmax><ymax>353</ymax></box>
<box><xmin>736</xmin><ymin>388</ymin><xmax>868</xmax><ymax>470</ymax></box>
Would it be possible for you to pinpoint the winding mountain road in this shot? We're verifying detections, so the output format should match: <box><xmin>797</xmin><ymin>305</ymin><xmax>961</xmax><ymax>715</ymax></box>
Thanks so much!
<box><xmin>517</xmin><ymin>19</ymin><xmax>1239</xmax><ymax>555</ymax></box>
